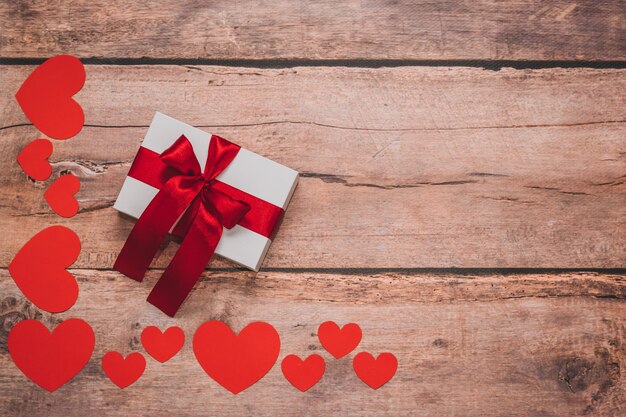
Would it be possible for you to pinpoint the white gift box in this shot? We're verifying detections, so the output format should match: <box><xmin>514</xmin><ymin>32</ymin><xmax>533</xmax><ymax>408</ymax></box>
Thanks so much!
<box><xmin>114</xmin><ymin>112</ymin><xmax>298</xmax><ymax>271</ymax></box>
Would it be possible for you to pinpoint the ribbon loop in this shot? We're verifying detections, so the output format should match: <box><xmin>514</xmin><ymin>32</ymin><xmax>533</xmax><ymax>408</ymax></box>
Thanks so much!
<box><xmin>160</xmin><ymin>135</ymin><xmax>202</xmax><ymax>176</ymax></box>
<box><xmin>203</xmin><ymin>135</ymin><xmax>241</xmax><ymax>181</ymax></box>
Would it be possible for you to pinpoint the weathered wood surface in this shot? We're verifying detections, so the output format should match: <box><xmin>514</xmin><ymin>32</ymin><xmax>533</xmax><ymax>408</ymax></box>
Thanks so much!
<box><xmin>1</xmin><ymin>1</ymin><xmax>624</xmax><ymax>61</ymax></box>
<box><xmin>1</xmin><ymin>65</ymin><xmax>624</xmax><ymax>268</ymax></box>
<box><xmin>1</xmin><ymin>1</ymin><xmax>625</xmax><ymax>414</ymax></box>
<box><xmin>0</xmin><ymin>270</ymin><xmax>624</xmax><ymax>417</ymax></box>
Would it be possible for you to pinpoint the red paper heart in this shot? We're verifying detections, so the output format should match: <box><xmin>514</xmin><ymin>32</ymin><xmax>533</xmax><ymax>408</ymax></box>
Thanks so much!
<box><xmin>193</xmin><ymin>321</ymin><xmax>280</xmax><ymax>394</ymax></box>
<box><xmin>17</xmin><ymin>138</ymin><xmax>53</xmax><ymax>180</ymax></box>
<box><xmin>102</xmin><ymin>352</ymin><xmax>146</xmax><ymax>388</ymax></box>
<box><xmin>141</xmin><ymin>326</ymin><xmax>185</xmax><ymax>362</ymax></box>
<box><xmin>44</xmin><ymin>174</ymin><xmax>80</xmax><ymax>218</ymax></box>
<box><xmin>318</xmin><ymin>321</ymin><xmax>362</xmax><ymax>359</ymax></box>
<box><xmin>281</xmin><ymin>354</ymin><xmax>325</xmax><ymax>392</ymax></box>
<box><xmin>8</xmin><ymin>318</ymin><xmax>95</xmax><ymax>392</ymax></box>
<box><xmin>8</xmin><ymin>225</ymin><xmax>80</xmax><ymax>312</ymax></box>
<box><xmin>15</xmin><ymin>55</ymin><xmax>85</xmax><ymax>140</ymax></box>
<box><xmin>353</xmin><ymin>352</ymin><xmax>397</xmax><ymax>389</ymax></box>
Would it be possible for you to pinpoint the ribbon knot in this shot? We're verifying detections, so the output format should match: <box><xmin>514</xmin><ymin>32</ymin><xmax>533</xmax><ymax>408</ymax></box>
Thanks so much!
<box><xmin>165</xmin><ymin>137</ymin><xmax>250</xmax><ymax>238</ymax></box>
<box><xmin>114</xmin><ymin>134</ymin><xmax>249</xmax><ymax>316</ymax></box>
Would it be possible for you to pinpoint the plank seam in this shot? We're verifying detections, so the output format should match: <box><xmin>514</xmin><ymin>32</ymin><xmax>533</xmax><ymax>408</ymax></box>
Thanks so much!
<box><xmin>2</xmin><ymin>119</ymin><xmax>624</xmax><ymax>133</ymax></box>
<box><xmin>1</xmin><ymin>58</ymin><xmax>626</xmax><ymax>70</ymax></box>
<box><xmin>0</xmin><ymin>267</ymin><xmax>623</xmax><ymax>275</ymax></box>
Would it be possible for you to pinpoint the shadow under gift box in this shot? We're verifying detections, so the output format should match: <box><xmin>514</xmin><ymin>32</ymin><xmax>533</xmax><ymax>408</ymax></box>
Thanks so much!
<box><xmin>113</xmin><ymin>112</ymin><xmax>299</xmax><ymax>271</ymax></box>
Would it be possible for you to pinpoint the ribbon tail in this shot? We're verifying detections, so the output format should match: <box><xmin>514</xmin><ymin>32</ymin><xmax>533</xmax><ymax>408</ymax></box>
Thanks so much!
<box><xmin>114</xmin><ymin>177</ymin><xmax>202</xmax><ymax>281</ymax></box>
<box><xmin>171</xmin><ymin>195</ymin><xmax>201</xmax><ymax>238</ymax></box>
<box><xmin>147</xmin><ymin>204</ymin><xmax>223</xmax><ymax>316</ymax></box>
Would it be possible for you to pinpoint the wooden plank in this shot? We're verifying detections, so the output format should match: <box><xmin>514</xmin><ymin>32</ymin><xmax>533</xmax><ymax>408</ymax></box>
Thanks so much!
<box><xmin>0</xmin><ymin>270</ymin><xmax>624</xmax><ymax>417</ymax></box>
<box><xmin>1</xmin><ymin>65</ymin><xmax>624</xmax><ymax>268</ymax></box>
<box><xmin>0</xmin><ymin>1</ymin><xmax>624</xmax><ymax>60</ymax></box>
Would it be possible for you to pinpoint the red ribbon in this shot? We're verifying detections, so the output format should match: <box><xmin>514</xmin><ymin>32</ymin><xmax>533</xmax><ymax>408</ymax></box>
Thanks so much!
<box><xmin>114</xmin><ymin>134</ymin><xmax>283</xmax><ymax>316</ymax></box>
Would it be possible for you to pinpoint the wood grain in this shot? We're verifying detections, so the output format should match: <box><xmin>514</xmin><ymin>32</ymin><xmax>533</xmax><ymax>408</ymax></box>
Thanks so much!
<box><xmin>1</xmin><ymin>65</ymin><xmax>624</xmax><ymax>268</ymax></box>
<box><xmin>0</xmin><ymin>269</ymin><xmax>624</xmax><ymax>417</ymax></box>
<box><xmin>0</xmin><ymin>1</ymin><xmax>624</xmax><ymax>61</ymax></box>
<box><xmin>2</xmin><ymin>2</ymin><xmax>625</xmax><ymax>416</ymax></box>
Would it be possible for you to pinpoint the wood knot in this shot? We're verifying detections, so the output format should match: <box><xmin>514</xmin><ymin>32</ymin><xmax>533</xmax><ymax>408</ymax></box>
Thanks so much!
<box><xmin>0</xmin><ymin>297</ymin><xmax>47</xmax><ymax>352</ymax></box>
<box><xmin>549</xmin><ymin>347</ymin><xmax>622</xmax><ymax>414</ymax></box>
<box><xmin>558</xmin><ymin>357</ymin><xmax>593</xmax><ymax>393</ymax></box>
<box><xmin>432</xmin><ymin>338</ymin><xmax>449</xmax><ymax>348</ymax></box>
<box><xmin>0</xmin><ymin>296</ymin><xmax>64</xmax><ymax>353</ymax></box>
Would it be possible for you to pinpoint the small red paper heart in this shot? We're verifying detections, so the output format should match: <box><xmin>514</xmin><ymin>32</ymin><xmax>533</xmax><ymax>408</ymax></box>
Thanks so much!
<box><xmin>8</xmin><ymin>225</ymin><xmax>80</xmax><ymax>312</ymax></box>
<box><xmin>8</xmin><ymin>318</ymin><xmax>95</xmax><ymax>392</ymax></box>
<box><xmin>141</xmin><ymin>326</ymin><xmax>185</xmax><ymax>362</ymax></box>
<box><xmin>102</xmin><ymin>352</ymin><xmax>146</xmax><ymax>388</ymax></box>
<box><xmin>193</xmin><ymin>321</ymin><xmax>280</xmax><ymax>394</ymax></box>
<box><xmin>318</xmin><ymin>321</ymin><xmax>362</xmax><ymax>359</ymax></box>
<box><xmin>281</xmin><ymin>354</ymin><xmax>325</xmax><ymax>392</ymax></box>
<box><xmin>17</xmin><ymin>138</ymin><xmax>53</xmax><ymax>180</ymax></box>
<box><xmin>44</xmin><ymin>174</ymin><xmax>80</xmax><ymax>218</ymax></box>
<box><xmin>353</xmin><ymin>352</ymin><xmax>397</xmax><ymax>389</ymax></box>
<box><xmin>15</xmin><ymin>54</ymin><xmax>85</xmax><ymax>140</ymax></box>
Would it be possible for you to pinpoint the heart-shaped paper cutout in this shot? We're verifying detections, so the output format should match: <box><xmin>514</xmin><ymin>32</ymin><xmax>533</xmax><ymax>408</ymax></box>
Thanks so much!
<box><xmin>17</xmin><ymin>138</ymin><xmax>53</xmax><ymax>180</ymax></box>
<box><xmin>281</xmin><ymin>354</ymin><xmax>325</xmax><ymax>392</ymax></box>
<box><xmin>141</xmin><ymin>326</ymin><xmax>185</xmax><ymax>362</ymax></box>
<box><xmin>353</xmin><ymin>352</ymin><xmax>397</xmax><ymax>389</ymax></box>
<box><xmin>318</xmin><ymin>321</ymin><xmax>362</xmax><ymax>359</ymax></box>
<box><xmin>44</xmin><ymin>174</ymin><xmax>80</xmax><ymax>218</ymax></box>
<box><xmin>8</xmin><ymin>225</ymin><xmax>81</xmax><ymax>312</ymax></box>
<box><xmin>15</xmin><ymin>55</ymin><xmax>85</xmax><ymax>140</ymax></box>
<box><xmin>193</xmin><ymin>321</ymin><xmax>280</xmax><ymax>394</ymax></box>
<box><xmin>8</xmin><ymin>318</ymin><xmax>95</xmax><ymax>392</ymax></box>
<box><xmin>102</xmin><ymin>352</ymin><xmax>146</xmax><ymax>388</ymax></box>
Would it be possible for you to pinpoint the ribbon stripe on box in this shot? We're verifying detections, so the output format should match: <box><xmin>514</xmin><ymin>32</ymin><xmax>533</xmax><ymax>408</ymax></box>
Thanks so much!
<box><xmin>113</xmin><ymin>113</ymin><xmax>298</xmax><ymax>316</ymax></box>
<box><xmin>126</xmin><ymin>146</ymin><xmax>284</xmax><ymax>239</ymax></box>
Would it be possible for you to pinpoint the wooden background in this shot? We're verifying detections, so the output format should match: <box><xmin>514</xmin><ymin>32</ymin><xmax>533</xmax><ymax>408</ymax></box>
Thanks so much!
<box><xmin>0</xmin><ymin>1</ymin><xmax>624</xmax><ymax>416</ymax></box>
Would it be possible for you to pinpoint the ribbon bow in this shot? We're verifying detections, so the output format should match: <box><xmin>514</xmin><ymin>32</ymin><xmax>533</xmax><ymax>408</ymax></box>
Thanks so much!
<box><xmin>114</xmin><ymin>135</ymin><xmax>250</xmax><ymax>316</ymax></box>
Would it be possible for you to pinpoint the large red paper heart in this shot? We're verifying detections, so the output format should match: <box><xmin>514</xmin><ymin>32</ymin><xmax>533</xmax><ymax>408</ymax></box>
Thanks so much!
<box><xmin>141</xmin><ymin>326</ymin><xmax>185</xmax><ymax>362</ymax></box>
<box><xmin>318</xmin><ymin>321</ymin><xmax>362</xmax><ymax>359</ymax></box>
<box><xmin>102</xmin><ymin>352</ymin><xmax>146</xmax><ymax>388</ymax></box>
<box><xmin>44</xmin><ymin>174</ymin><xmax>80</xmax><ymax>218</ymax></box>
<box><xmin>8</xmin><ymin>225</ymin><xmax>81</xmax><ymax>312</ymax></box>
<box><xmin>353</xmin><ymin>352</ymin><xmax>397</xmax><ymax>389</ymax></box>
<box><xmin>17</xmin><ymin>138</ymin><xmax>53</xmax><ymax>181</ymax></box>
<box><xmin>281</xmin><ymin>354</ymin><xmax>325</xmax><ymax>392</ymax></box>
<box><xmin>8</xmin><ymin>318</ymin><xmax>95</xmax><ymax>392</ymax></box>
<box><xmin>193</xmin><ymin>321</ymin><xmax>280</xmax><ymax>394</ymax></box>
<box><xmin>15</xmin><ymin>55</ymin><xmax>85</xmax><ymax>140</ymax></box>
